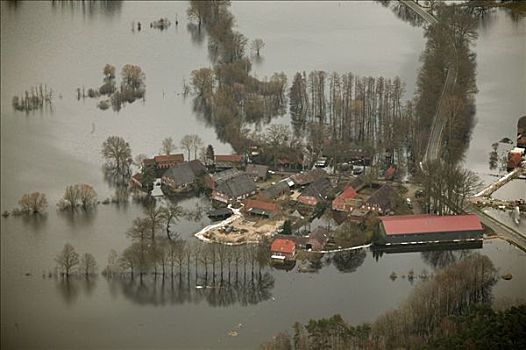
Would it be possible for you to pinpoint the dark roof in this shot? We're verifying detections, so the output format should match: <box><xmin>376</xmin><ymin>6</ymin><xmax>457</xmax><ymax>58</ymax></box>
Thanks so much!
<box><xmin>290</xmin><ymin>168</ymin><xmax>327</xmax><ymax>186</ymax></box>
<box><xmin>215</xmin><ymin>173</ymin><xmax>256</xmax><ymax>198</ymax></box>
<box><xmin>307</xmin><ymin>227</ymin><xmax>330</xmax><ymax>248</ymax></box>
<box><xmin>207</xmin><ymin>207</ymin><xmax>233</xmax><ymax>218</ymax></box>
<box><xmin>380</xmin><ymin>214</ymin><xmax>483</xmax><ymax>235</ymax></box>
<box><xmin>262</xmin><ymin>181</ymin><xmax>290</xmax><ymax>199</ymax></box>
<box><xmin>163</xmin><ymin>160</ymin><xmax>206</xmax><ymax>186</ymax></box>
<box><xmin>366</xmin><ymin>184</ymin><xmax>396</xmax><ymax>210</ymax></box>
<box><xmin>246</xmin><ymin>164</ymin><xmax>269</xmax><ymax>178</ymax></box>
<box><xmin>300</xmin><ymin>177</ymin><xmax>332</xmax><ymax>201</ymax></box>
<box><xmin>348</xmin><ymin>176</ymin><xmax>365</xmax><ymax>191</ymax></box>
<box><xmin>212</xmin><ymin>168</ymin><xmax>243</xmax><ymax>183</ymax></box>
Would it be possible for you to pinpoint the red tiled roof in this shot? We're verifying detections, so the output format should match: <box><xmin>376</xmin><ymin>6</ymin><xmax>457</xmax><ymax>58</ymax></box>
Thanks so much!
<box><xmin>154</xmin><ymin>154</ymin><xmax>184</xmax><ymax>163</ymax></box>
<box><xmin>384</xmin><ymin>166</ymin><xmax>396</xmax><ymax>180</ymax></box>
<box><xmin>334</xmin><ymin>187</ymin><xmax>357</xmax><ymax>202</ymax></box>
<box><xmin>244</xmin><ymin>199</ymin><xmax>278</xmax><ymax>214</ymax></box>
<box><xmin>271</xmin><ymin>239</ymin><xmax>295</xmax><ymax>254</ymax></box>
<box><xmin>215</xmin><ymin>154</ymin><xmax>242</xmax><ymax>162</ymax></box>
<box><xmin>379</xmin><ymin>214</ymin><xmax>483</xmax><ymax>236</ymax></box>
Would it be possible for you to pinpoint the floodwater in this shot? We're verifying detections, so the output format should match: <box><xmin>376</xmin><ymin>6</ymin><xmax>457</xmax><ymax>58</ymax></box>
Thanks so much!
<box><xmin>1</xmin><ymin>1</ymin><xmax>525</xmax><ymax>349</ymax></box>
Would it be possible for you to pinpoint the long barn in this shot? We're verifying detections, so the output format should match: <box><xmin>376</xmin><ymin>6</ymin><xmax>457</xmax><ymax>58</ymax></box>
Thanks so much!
<box><xmin>378</xmin><ymin>214</ymin><xmax>483</xmax><ymax>245</ymax></box>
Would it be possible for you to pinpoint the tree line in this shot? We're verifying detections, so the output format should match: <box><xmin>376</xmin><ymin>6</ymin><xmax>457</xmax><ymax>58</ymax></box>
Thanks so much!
<box><xmin>187</xmin><ymin>1</ymin><xmax>287</xmax><ymax>153</ymax></box>
<box><xmin>261</xmin><ymin>253</ymin><xmax>501</xmax><ymax>349</ymax></box>
<box><xmin>290</xmin><ymin>71</ymin><xmax>410</xmax><ymax>164</ymax></box>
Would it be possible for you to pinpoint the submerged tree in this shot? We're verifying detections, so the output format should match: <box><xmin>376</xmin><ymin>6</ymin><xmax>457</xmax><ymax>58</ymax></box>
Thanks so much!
<box><xmin>251</xmin><ymin>38</ymin><xmax>265</xmax><ymax>56</ymax></box>
<box><xmin>79</xmin><ymin>253</ymin><xmax>97</xmax><ymax>277</ymax></box>
<box><xmin>101</xmin><ymin>136</ymin><xmax>132</xmax><ymax>174</ymax></box>
<box><xmin>18</xmin><ymin>192</ymin><xmax>48</xmax><ymax>215</ymax></box>
<box><xmin>56</xmin><ymin>243</ymin><xmax>80</xmax><ymax>277</ymax></box>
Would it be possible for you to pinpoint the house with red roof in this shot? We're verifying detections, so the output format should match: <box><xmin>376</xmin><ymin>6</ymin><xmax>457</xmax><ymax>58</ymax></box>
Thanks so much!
<box><xmin>214</xmin><ymin>154</ymin><xmax>243</xmax><ymax>170</ymax></box>
<box><xmin>378</xmin><ymin>214</ymin><xmax>483</xmax><ymax>245</ymax></box>
<box><xmin>332</xmin><ymin>186</ymin><xmax>360</xmax><ymax>212</ymax></box>
<box><xmin>244</xmin><ymin>199</ymin><xmax>279</xmax><ymax>218</ymax></box>
<box><xmin>153</xmin><ymin>154</ymin><xmax>185</xmax><ymax>169</ymax></box>
<box><xmin>270</xmin><ymin>238</ymin><xmax>296</xmax><ymax>261</ymax></box>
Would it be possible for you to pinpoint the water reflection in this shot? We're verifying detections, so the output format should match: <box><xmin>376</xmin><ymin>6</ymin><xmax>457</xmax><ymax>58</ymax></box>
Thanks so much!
<box><xmin>105</xmin><ymin>271</ymin><xmax>274</xmax><ymax>307</ymax></box>
<box><xmin>20</xmin><ymin>213</ymin><xmax>48</xmax><ymax>230</ymax></box>
<box><xmin>59</xmin><ymin>208</ymin><xmax>97</xmax><ymax>229</ymax></box>
<box><xmin>50</xmin><ymin>0</ymin><xmax>122</xmax><ymax>19</ymax></box>
<box><xmin>55</xmin><ymin>276</ymin><xmax>98</xmax><ymax>305</ymax></box>
<box><xmin>328</xmin><ymin>249</ymin><xmax>367</xmax><ymax>273</ymax></box>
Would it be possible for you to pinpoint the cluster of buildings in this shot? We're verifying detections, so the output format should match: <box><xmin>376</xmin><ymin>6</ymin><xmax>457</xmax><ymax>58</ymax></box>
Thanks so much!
<box><xmin>128</xmin><ymin>147</ymin><xmax>486</xmax><ymax>265</ymax></box>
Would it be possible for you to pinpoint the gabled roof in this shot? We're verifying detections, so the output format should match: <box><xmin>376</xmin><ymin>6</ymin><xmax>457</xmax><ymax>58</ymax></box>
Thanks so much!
<box><xmin>215</xmin><ymin>154</ymin><xmax>242</xmax><ymax>162</ymax></box>
<box><xmin>290</xmin><ymin>168</ymin><xmax>327</xmax><ymax>186</ymax></box>
<box><xmin>143</xmin><ymin>158</ymin><xmax>156</xmax><ymax>166</ymax></box>
<box><xmin>366</xmin><ymin>184</ymin><xmax>396</xmax><ymax>209</ymax></box>
<box><xmin>212</xmin><ymin>168</ymin><xmax>244</xmax><ymax>183</ymax></box>
<box><xmin>379</xmin><ymin>214</ymin><xmax>483</xmax><ymax>235</ymax></box>
<box><xmin>244</xmin><ymin>199</ymin><xmax>278</xmax><ymax>214</ymax></box>
<box><xmin>163</xmin><ymin>160</ymin><xmax>206</xmax><ymax>186</ymax></box>
<box><xmin>271</xmin><ymin>239</ymin><xmax>295</xmax><ymax>254</ymax></box>
<box><xmin>154</xmin><ymin>154</ymin><xmax>184</xmax><ymax>163</ymax></box>
<box><xmin>348</xmin><ymin>176</ymin><xmax>365</xmax><ymax>192</ymax></box>
<box><xmin>262</xmin><ymin>181</ymin><xmax>290</xmax><ymax>199</ymax></box>
<box><xmin>300</xmin><ymin>177</ymin><xmax>332</xmax><ymax>200</ymax></box>
<box><xmin>334</xmin><ymin>186</ymin><xmax>357</xmax><ymax>202</ymax></box>
<box><xmin>215</xmin><ymin>173</ymin><xmax>256</xmax><ymax>198</ymax></box>
<box><xmin>307</xmin><ymin>227</ymin><xmax>330</xmax><ymax>246</ymax></box>
<box><xmin>246</xmin><ymin>164</ymin><xmax>269</xmax><ymax>178</ymax></box>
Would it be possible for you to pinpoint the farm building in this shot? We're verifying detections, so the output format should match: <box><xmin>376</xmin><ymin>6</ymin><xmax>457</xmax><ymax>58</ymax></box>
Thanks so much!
<box><xmin>270</xmin><ymin>238</ymin><xmax>296</xmax><ymax>261</ymax></box>
<box><xmin>153</xmin><ymin>154</ymin><xmax>185</xmax><ymax>169</ymax></box>
<box><xmin>332</xmin><ymin>186</ymin><xmax>359</xmax><ymax>212</ymax></box>
<box><xmin>214</xmin><ymin>154</ymin><xmax>242</xmax><ymax>170</ymax></box>
<box><xmin>290</xmin><ymin>168</ymin><xmax>327</xmax><ymax>187</ymax></box>
<box><xmin>162</xmin><ymin>160</ymin><xmax>207</xmax><ymax>192</ymax></box>
<box><xmin>244</xmin><ymin>199</ymin><xmax>279</xmax><ymax>218</ymax></box>
<box><xmin>297</xmin><ymin>177</ymin><xmax>332</xmax><ymax>207</ymax></box>
<box><xmin>365</xmin><ymin>184</ymin><xmax>396</xmax><ymax>214</ymax></box>
<box><xmin>261</xmin><ymin>181</ymin><xmax>290</xmax><ymax>200</ymax></box>
<box><xmin>246</xmin><ymin>164</ymin><xmax>269</xmax><ymax>181</ymax></box>
<box><xmin>306</xmin><ymin>227</ymin><xmax>330</xmax><ymax>251</ymax></box>
<box><xmin>211</xmin><ymin>173</ymin><xmax>257</xmax><ymax>203</ymax></box>
<box><xmin>378</xmin><ymin>214</ymin><xmax>483</xmax><ymax>245</ymax></box>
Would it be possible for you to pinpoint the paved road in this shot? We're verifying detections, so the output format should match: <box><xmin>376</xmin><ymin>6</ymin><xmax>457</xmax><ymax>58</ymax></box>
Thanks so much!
<box><xmin>400</xmin><ymin>0</ymin><xmax>438</xmax><ymax>24</ymax></box>
<box><xmin>467</xmin><ymin>204</ymin><xmax>526</xmax><ymax>252</ymax></box>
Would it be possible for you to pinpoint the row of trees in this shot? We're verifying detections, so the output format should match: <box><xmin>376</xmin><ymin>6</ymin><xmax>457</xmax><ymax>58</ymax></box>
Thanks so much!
<box><xmin>261</xmin><ymin>253</ymin><xmax>499</xmax><ymax>349</ymax></box>
<box><xmin>290</xmin><ymin>72</ymin><xmax>409</xmax><ymax>154</ymax></box>
<box><xmin>187</xmin><ymin>1</ymin><xmax>287</xmax><ymax>153</ymax></box>
<box><xmin>55</xmin><ymin>243</ymin><xmax>97</xmax><ymax>277</ymax></box>
<box><xmin>159</xmin><ymin>134</ymin><xmax>204</xmax><ymax>160</ymax></box>
<box><xmin>12</xmin><ymin>84</ymin><xmax>53</xmax><ymax>113</ymax></box>
<box><xmin>412</xmin><ymin>4</ymin><xmax>478</xmax><ymax>165</ymax></box>
<box><xmin>57</xmin><ymin>184</ymin><xmax>97</xmax><ymax>210</ymax></box>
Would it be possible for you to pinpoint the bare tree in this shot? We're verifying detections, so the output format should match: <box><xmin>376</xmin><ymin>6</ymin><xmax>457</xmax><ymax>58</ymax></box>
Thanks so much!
<box><xmin>101</xmin><ymin>136</ymin><xmax>132</xmax><ymax>173</ymax></box>
<box><xmin>18</xmin><ymin>192</ymin><xmax>48</xmax><ymax>214</ymax></box>
<box><xmin>190</xmin><ymin>134</ymin><xmax>204</xmax><ymax>160</ymax></box>
<box><xmin>180</xmin><ymin>135</ymin><xmax>194</xmax><ymax>160</ymax></box>
<box><xmin>160</xmin><ymin>204</ymin><xmax>185</xmax><ymax>241</ymax></box>
<box><xmin>161</xmin><ymin>137</ymin><xmax>176</xmax><ymax>155</ymax></box>
<box><xmin>78</xmin><ymin>184</ymin><xmax>97</xmax><ymax>209</ymax></box>
<box><xmin>55</xmin><ymin>243</ymin><xmax>80</xmax><ymax>277</ymax></box>
<box><xmin>79</xmin><ymin>253</ymin><xmax>97</xmax><ymax>277</ymax></box>
<box><xmin>134</xmin><ymin>153</ymin><xmax>148</xmax><ymax>169</ymax></box>
<box><xmin>251</xmin><ymin>38</ymin><xmax>265</xmax><ymax>56</ymax></box>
